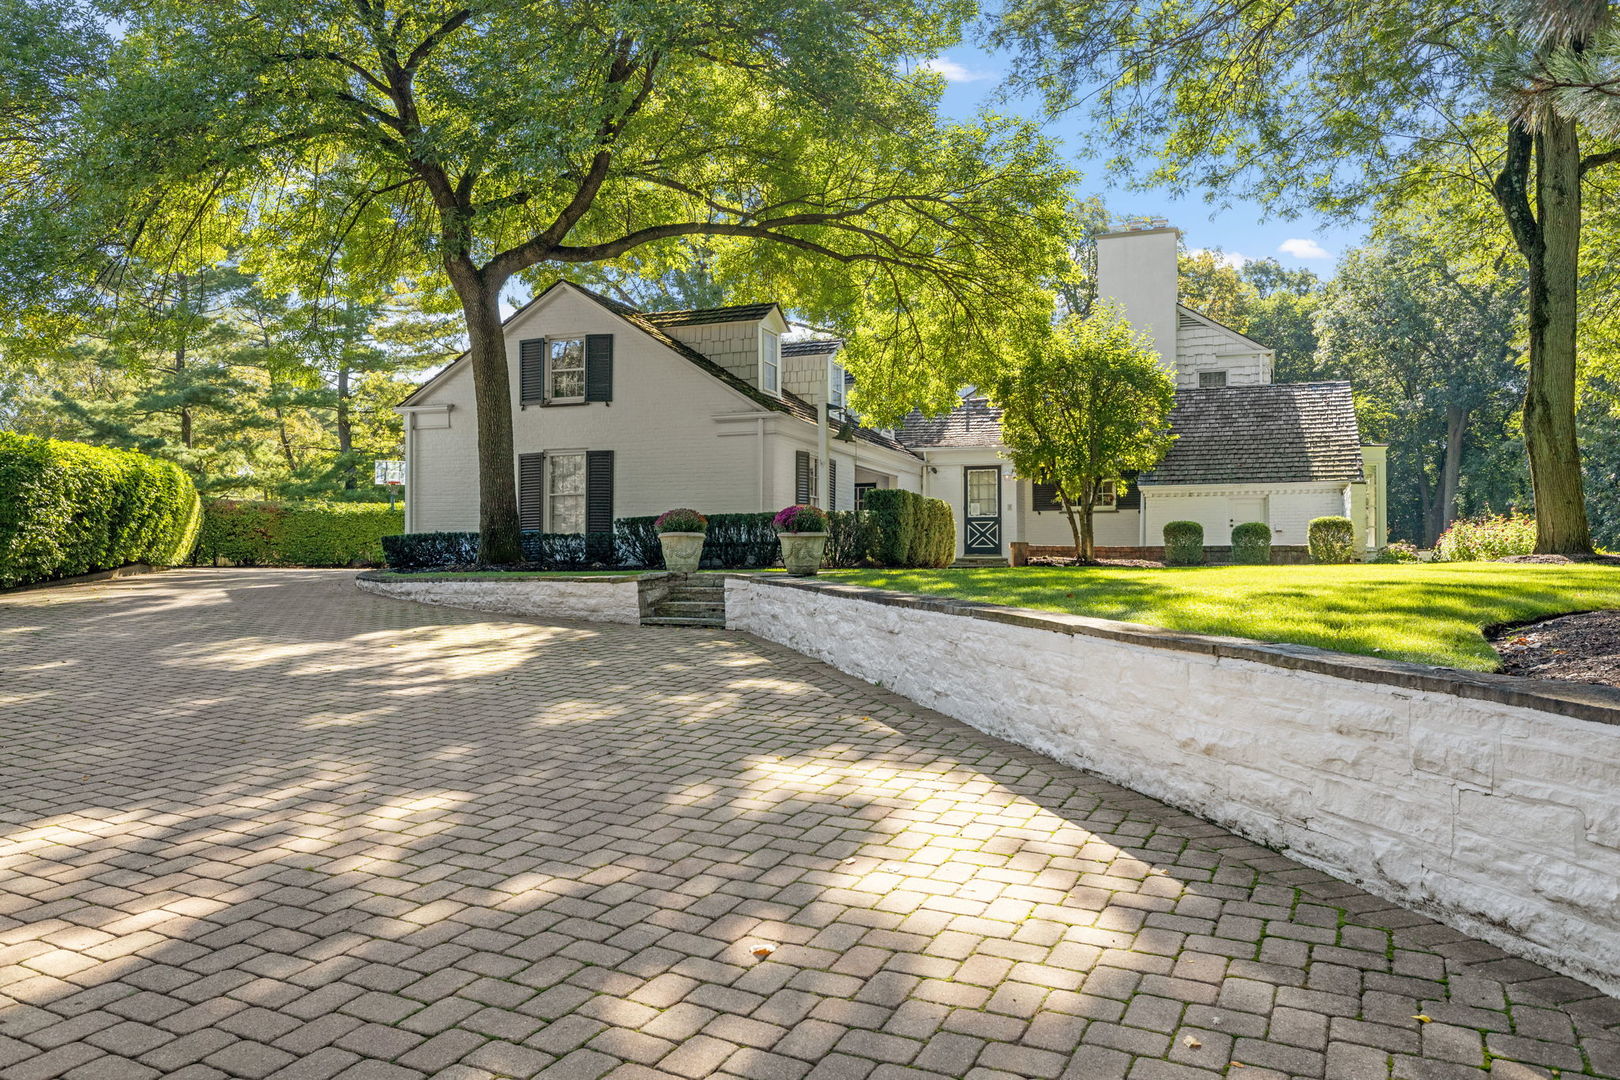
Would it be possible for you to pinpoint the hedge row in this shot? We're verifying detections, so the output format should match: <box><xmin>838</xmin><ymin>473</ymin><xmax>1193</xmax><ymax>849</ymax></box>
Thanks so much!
<box><xmin>382</xmin><ymin>495</ymin><xmax>957</xmax><ymax>572</ymax></box>
<box><xmin>0</xmin><ymin>433</ymin><xmax>202</xmax><ymax>588</ymax></box>
<box><xmin>195</xmin><ymin>501</ymin><xmax>404</xmax><ymax>567</ymax></box>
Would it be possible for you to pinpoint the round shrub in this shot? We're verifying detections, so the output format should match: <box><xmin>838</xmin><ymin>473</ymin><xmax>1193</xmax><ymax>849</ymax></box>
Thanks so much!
<box><xmin>1308</xmin><ymin>515</ymin><xmax>1357</xmax><ymax>564</ymax></box>
<box><xmin>1163</xmin><ymin>520</ymin><xmax>1204</xmax><ymax>566</ymax></box>
<box><xmin>654</xmin><ymin>508</ymin><xmax>707</xmax><ymax>533</ymax></box>
<box><xmin>1230</xmin><ymin>521</ymin><xmax>1272</xmax><ymax>565</ymax></box>
<box><xmin>0</xmin><ymin>433</ymin><xmax>202</xmax><ymax>588</ymax></box>
<box><xmin>1370</xmin><ymin>541</ymin><xmax>1420</xmax><ymax>564</ymax></box>
<box><xmin>773</xmin><ymin>504</ymin><xmax>829</xmax><ymax>533</ymax></box>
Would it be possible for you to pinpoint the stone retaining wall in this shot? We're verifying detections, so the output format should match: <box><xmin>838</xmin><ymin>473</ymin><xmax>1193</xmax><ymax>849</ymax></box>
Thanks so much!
<box><xmin>356</xmin><ymin>571</ymin><xmax>670</xmax><ymax>625</ymax></box>
<box><xmin>725</xmin><ymin>574</ymin><xmax>1620</xmax><ymax>996</ymax></box>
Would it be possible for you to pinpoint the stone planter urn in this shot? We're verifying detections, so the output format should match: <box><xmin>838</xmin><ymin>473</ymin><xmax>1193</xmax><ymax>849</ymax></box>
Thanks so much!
<box><xmin>778</xmin><ymin>532</ymin><xmax>829</xmax><ymax>576</ymax></box>
<box><xmin>658</xmin><ymin>532</ymin><xmax>706</xmax><ymax>574</ymax></box>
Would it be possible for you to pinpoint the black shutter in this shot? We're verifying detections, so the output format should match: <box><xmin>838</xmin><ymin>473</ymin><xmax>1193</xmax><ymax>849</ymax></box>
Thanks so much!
<box><xmin>585</xmin><ymin>334</ymin><xmax>613</xmax><ymax>403</ymax></box>
<box><xmin>519</xmin><ymin>339</ymin><xmax>545</xmax><ymax>404</ymax></box>
<box><xmin>795</xmin><ymin>451</ymin><xmax>811</xmax><ymax>505</ymax></box>
<box><xmin>828</xmin><ymin>459</ymin><xmax>837</xmax><ymax>511</ymax></box>
<box><xmin>1031</xmin><ymin>481</ymin><xmax>1061</xmax><ymax>512</ymax></box>
<box><xmin>519</xmin><ymin>453</ymin><xmax>544</xmax><ymax>530</ymax></box>
<box><xmin>586</xmin><ymin>450</ymin><xmax>614</xmax><ymax>534</ymax></box>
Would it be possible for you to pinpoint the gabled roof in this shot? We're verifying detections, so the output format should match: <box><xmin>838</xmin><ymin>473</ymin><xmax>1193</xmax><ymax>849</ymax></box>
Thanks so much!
<box><xmin>398</xmin><ymin>280</ymin><xmax>789</xmax><ymax>413</ymax></box>
<box><xmin>896</xmin><ymin>397</ymin><xmax>1005</xmax><ymax>448</ymax></box>
<box><xmin>643</xmin><ymin>302</ymin><xmax>780</xmax><ymax>327</ymax></box>
<box><xmin>1141</xmin><ymin>381</ymin><xmax>1364</xmax><ymax>485</ymax></box>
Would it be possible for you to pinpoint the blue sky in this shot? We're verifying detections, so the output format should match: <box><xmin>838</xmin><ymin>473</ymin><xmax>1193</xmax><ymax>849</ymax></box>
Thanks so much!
<box><xmin>925</xmin><ymin>48</ymin><xmax>1369</xmax><ymax>271</ymax></box>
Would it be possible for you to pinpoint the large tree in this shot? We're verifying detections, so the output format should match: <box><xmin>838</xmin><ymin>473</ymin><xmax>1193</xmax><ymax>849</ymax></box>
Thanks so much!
<box><xmin>991</xmin><ymin>306</ymin><xmax>1175</xmax><ymax>561</ymax></box>
<box><xmin>7</xmin><ymin>0</ymin><xmax>1075</xmax><ymax>563</ymax></box>
<box><xmin>994</xmin><ymin>0</ymin><xmax>1620</xmax><ymax>553</ymax></box>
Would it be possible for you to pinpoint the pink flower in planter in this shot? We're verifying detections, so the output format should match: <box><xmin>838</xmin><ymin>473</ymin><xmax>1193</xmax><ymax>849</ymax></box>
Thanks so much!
<box><xmin>773</xmin><ymin>504</ymin><xmax>829</xmax><ymax>533</ymax></box>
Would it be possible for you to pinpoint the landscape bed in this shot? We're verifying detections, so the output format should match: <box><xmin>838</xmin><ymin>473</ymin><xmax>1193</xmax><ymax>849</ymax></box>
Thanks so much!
<box><xmin>823</xmin><ymin>562</ymin><xmax>1620</xmax><ymax>671</ymax></box>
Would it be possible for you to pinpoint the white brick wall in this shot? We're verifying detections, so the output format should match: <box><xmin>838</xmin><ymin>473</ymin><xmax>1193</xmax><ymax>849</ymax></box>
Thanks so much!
<box><xmin>726</xmin><ymin>577</ymin><xmax>1620</xmax><ymax>996</ymax></box>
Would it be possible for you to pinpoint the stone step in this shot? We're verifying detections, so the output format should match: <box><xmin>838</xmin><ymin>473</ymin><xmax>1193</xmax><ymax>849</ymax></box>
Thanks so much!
<box><xmin>951</xmin><ymin>558</ymin><xmax>1009</xmax><ymax>568</ymax></box>
<box><xmin>655</xmin><ymin>601</ymin><xmax>725</xmax><ymax>617</ymax></box>
<box><xmin>641</xmin><ymin>616</ymin><xmax>726</xmax><ymax>628</ymax></box>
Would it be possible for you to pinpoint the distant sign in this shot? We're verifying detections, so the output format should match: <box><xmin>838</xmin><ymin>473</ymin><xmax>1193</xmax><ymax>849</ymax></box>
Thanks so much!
<box><xmin>374</xmin><ymin>460</ymin><xmax>405</xmax><ymax>486</ymax></box>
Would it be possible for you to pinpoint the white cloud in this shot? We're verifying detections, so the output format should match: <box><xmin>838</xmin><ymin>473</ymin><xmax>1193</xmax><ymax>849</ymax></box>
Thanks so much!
<box><xmin>918</xmin><ymin>56</ymin><xmax>992</xmax><ymax>83</ymax></box>
<box><xmin>1189</xmin><ymin>248</ymin><xmax>1252</xmax><ymax>269</ymax></box>
<box><xmin>1278</xmin><ymin>237</ymin><xmax>1332</xmax><ymax>260</ymax></box>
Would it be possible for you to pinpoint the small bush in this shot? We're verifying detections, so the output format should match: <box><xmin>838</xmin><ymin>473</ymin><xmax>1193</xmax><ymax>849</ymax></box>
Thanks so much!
<box><xmin>924</xmin><ymin>498</ymin><xmax>956</xmax><ymax>567</ymax></box>
<box><xmin>903</xmin><ymin>491</ymin><xmax>931</xmax><ymax>566</ymax></box>
<box><xmin>614</xmin><ymin>517</ymin><xmax>662</xmax><ymax>568</ymax></box>
<box><xmin>1307</xmin><ymin>515</ymin><xmax>1357</xmax><ymax>564</ymax></box>
<box><xmin>774</xmin><ymin>504</ymin><xmax>830</xmax><ymax>533</ymax></box>
<box><xmin>0</xmin><ymin>433</ymin><xmax>202</xmax><ymax>588</ymax></box>
<box><xmin>1163</xmin><ymin>520</ymin><xmax>1204</xmax><ymax>566</ymax></box>
<box><xmin>825</xmin><ymin>510</ymin><xmax>874</xmax><ymax>569</ymax></box>
<box><xmin>700</xmin><ymin>512</ymin><xmax>778</xmax><ymax>568</ymax></box>
<box><xmin>1370</xmin><ymin>541</ymin><xmax>1421</xmax><ymax>564</ymax></box>
<box><xmin>1432</xmin><ymin>514</ymin><xmax>1537</xmax><ymax>562</ymax></box>
<box><xmin>381</xmin><ymin>531</ymin><xmax>478</xmax><ymax>570</ymax></box>
<box><xmin>198</xmin><ymin>501</ymin><xmax>403</xmax><ymax>567</ymax></box>
<box><xmin>1230</xmin><ymin>521</ymin><xmax>1272</xmax><ymax>565</ymax></box>
<box><xmin>655</xmin><ymin>508</ymin><xmax>707</xmax><ymax>533</ymax></box>
<box><xmin>864</xmin><ymin>489</ymin><xmax>915</xmax><ymax>567</ymax></box>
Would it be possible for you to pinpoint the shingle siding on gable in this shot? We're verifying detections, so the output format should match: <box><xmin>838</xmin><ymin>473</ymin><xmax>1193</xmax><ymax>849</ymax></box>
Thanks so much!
<box><xmin>1175</xmin><ymin>310</ymin><xmax>1272</xmax><ymax>388</ymax></box>
<box><xmin>660</xmin><ymin>320</ymin><xmax>761</xmax><ymax>387</ymax></box>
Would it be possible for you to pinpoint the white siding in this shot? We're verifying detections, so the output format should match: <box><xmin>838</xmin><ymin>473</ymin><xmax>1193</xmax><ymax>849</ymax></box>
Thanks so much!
<box><xmin>1142</xmin><ymin>483</ymin><xmax>1349</xmax><ymax>546</ymax></box>
<box><xmin>1023</xmin><ymin>503</ymin><xmax>1141</xmax><ymax>548</ymax></box>
<box><xmin>403</xmin><ymin>287</ymin><xmax>921</xmax><ymax>531</ymax></box>
<box><xmin>1175</xmin><ymin>312</ymin><xmax>1273</xmax><ymax>388</ymax></box>
<box><xmin>662</xmin><ymin>314</ymin><xmax>781</xmax><ymax>389</ymax></box>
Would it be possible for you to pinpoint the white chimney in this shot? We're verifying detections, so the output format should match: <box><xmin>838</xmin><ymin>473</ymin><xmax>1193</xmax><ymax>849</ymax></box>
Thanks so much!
<box><xmin>1095</xmin><ymin>223</ymin><xmax>1180</xmax><ymax>371</ymax></box>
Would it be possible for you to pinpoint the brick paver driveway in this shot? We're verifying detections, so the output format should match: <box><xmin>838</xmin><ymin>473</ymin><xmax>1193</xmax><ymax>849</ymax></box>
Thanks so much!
<box><xmin>2</xmin><ymin>570</ymin><xmax>1617</xmax><ymax>1080</ymax></box>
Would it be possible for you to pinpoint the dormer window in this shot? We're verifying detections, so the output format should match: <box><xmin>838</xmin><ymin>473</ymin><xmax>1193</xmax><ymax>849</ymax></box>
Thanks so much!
<box><xmin>828</xmin><ymin>358</ymin><xmax>846</xmax><ymax>408</ymax></box>
<box><xmin>1199</xmin><ymin>370</ymin><xmax>1228</xmax><ymax>388</ymax></box>
<box><xmin>760</xmin><ymin>328</ymin><xmax>780</xmax><ymax>394</ymax></box>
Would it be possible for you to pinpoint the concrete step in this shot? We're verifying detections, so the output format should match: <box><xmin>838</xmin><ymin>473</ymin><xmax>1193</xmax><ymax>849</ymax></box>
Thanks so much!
<box><xmin>951</xmin><ymin>558</ymin><xmax>1009</xmax><ymax>568</ymax></box>
<box><xmin>641</xmin><ymin>616</ymin><xmax>726</xmax><ymax>628</ymax></box>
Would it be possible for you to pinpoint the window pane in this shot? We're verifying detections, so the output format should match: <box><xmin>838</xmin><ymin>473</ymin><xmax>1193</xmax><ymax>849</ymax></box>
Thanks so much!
<box><xmin>548</xmin><ymin>338</ymin><xmax>585</xmax><ymax>398</ymax></box>
<box><xmin>761</xmin><ymin>329</ymin><xmax>779</xmax><ymax>392</ymax></box>
<box><xmin>550</xmin><ymin>495</ymin><xmax>584</xmax><ymax>534</ymax></box>
<box><xmin>967</xmin><ymin>470</ymin><xmax>998</xmax><ymax>517</ymax></box>
<box><xmin>1199</xmin><ymin>370</ymin><xmax>1227</xmax><ymax>388</ymax></box>
<box><xmin>549</xmin><ymin>453</ymin><xmax>585</xmax><ymax>495</ymax></box>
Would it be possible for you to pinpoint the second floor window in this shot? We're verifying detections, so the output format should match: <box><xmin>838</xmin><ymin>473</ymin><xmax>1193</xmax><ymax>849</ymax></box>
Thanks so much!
<box><xmin>1199</xmin><ymin>370</ymin><xmax>1228</xmax><ymax>388</ymax></box>
<box><xmin>548</xmin><ymin>338</ymin><xmax>586</xmax><ymax>401</ymax></box>
<box><xmin>760</xmin><ymin>329</ymin><xmax>780</xmax><ymax>394</ymax></box>
<box><xmin>828</xmin><ymin>359</ymin><xmax>846</xmax><ymax>408</ymax></box>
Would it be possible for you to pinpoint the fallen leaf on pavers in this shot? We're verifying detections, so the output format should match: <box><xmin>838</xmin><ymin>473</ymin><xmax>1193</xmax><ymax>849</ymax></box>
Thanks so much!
<box><xmin>1229</xmin><ymin>1062</ymin><xmax>1246</xmax><ymax>1069</ymax></box>
<box><xmin>1183</xmin><ymin>1036</ymin><xmax>1202</xmax><ymax>1049</ymax></box>
<box><xmin>1412</xmin><ymin>1014</ymin><xmax>1432</xmax><ymax>1023</ymax></box>
<box><xmin>751</xmin><ymin>944</ymin><xmax>776</xmax><ymax>959</ymax></box>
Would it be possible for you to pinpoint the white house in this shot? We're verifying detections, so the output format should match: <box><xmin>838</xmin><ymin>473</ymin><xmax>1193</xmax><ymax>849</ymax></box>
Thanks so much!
<box><xmin>397</xmin><ymin>224</ymin><xmax>1387</xmax><ymax>561</ymax></box>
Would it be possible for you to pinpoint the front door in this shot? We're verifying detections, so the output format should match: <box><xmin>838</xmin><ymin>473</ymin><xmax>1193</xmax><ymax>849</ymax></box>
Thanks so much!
<box><xmin>964</xmin><ymin>467</ymin><xmax>1002</xmax><ymax>555</ymax></box>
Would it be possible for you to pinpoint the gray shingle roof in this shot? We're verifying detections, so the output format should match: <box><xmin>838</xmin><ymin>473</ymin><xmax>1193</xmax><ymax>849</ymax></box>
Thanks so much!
<box><xmin>896</xmin><ymin>397</ymin><xmax>1005</xmax><ymax>447</ymax></box>
<box><xmin>1141</xmin><ymin>381</ymin><xmax>1364</xmax><ymax>485</ymax></box>
<box><xmin>643</xmin><ymin>303</ymin><xmax>779</xmax><ymax>327</ymax></box>
<box><xmin>781</xmin><ymin>339</ymin><xmax>842</xmax><ymax>356</ymax></box>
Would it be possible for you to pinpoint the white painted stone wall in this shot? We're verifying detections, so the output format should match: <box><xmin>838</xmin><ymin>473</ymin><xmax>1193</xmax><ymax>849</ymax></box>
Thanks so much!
<box><xmin>357</xmin><ymin>574</ymin><xmax>650</xmax><ymax>624</ymax></box>
<box><xmin>726</xmin><ymin>577</ymin><xmax>1620</xmax><ymax>996</ymax></box>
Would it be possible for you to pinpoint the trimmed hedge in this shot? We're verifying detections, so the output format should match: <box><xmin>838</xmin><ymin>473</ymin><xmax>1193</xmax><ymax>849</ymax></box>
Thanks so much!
<box><xmin>0</xmin><ymin>433</ymin><xmax>202</xmax><ymax>588</ymax></box>
<box><xmin>1230</xmin><ymin>521</ymin><xmax>1272</xmax><ymax>565</ymax></box>
<box><xmin>923</xmin><ymin>499</ymin><xmax>956</xmax><ymax>568</ymax></box>
<box><xmin>861</xmin><ymin>489</ymin><xmax>953</xmax><ymax>568</ymax></box>
<box><xmin>824</xmin><ymin>510</ymin><xmax>874</xmax><ymax>569</ymax></box>
<box><xmin>1307</xmin><ymin>515</ymin><xmax>1357</xmax><ymax>564</ymax></box>
<box><xmin>196</xmin><ymin>501</ymin><xmax>404</xmax><ymax>567</ymax></box>
<box><xmin>1163</xmin><ymin>520</ymin><xmax>1204</xmax><ymax>566</ymax></box>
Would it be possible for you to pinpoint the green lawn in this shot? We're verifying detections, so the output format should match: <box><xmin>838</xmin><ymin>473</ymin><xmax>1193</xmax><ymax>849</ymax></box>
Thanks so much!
<box><xmin>822</xmin><ymin>563</ymin><xmax>1620</xmax><ymax>670</ymax></box>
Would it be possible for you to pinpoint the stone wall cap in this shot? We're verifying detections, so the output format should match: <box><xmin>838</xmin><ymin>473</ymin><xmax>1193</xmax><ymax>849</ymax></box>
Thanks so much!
<box><xmin>729</xmin><ymin>574</ymin><xmax>1620</xmax><ymax>727</ymax></box>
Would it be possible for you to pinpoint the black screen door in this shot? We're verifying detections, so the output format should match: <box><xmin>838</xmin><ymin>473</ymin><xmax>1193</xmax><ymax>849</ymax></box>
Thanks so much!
<box><xmin>964</xmin><ymin>467</ymin><xmax>1002</xmax><ymax>555</ymax></box>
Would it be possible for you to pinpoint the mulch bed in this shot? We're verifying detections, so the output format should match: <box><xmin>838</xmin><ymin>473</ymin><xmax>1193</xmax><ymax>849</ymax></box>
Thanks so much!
<box><xmin>1492</xmin><ymin>609</ymin><xmax>1620</xmax><ymax>689</ymax></box>
<box><xmin>1496</xmin><ymin>553</ymin><xmax>1620</xmax><ymax>565</ymax></box>
<box><xmin>1027</xmin><ymin>556</ymin><xmax>1167</xmax><ymax>569</ymax></box>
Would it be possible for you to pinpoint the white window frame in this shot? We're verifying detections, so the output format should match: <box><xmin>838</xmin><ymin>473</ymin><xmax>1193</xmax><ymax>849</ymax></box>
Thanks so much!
<box><xmin>760</xmin><ymin>328</ymin><xmax>780</xmax><ymax>395</ymax></box>
<box><xmin>1094</xmin><ymin>479</ymin><xmax>1118</xmax><ymax>510</ymax></box>
<box><xmin>1199</xmin><ymin>370</ymin><xmax>1228</xmax><ymax>388</ymax></box>
<box><xmin>827</xmin><ymin>358</ymin><xmax>846</xmax><ymax>408</ymax></box>
<box><xmin>546</xmin><ymin>337</ymin><xmax>587</xmax><ymax>403</ymax></box>
<box><xmin>547</xmin><ymin>451</ymin><xmax>587</xmax><ymax>534</ymax></box>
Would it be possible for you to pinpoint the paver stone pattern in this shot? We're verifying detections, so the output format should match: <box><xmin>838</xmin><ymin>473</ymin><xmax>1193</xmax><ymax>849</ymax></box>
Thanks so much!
<box><xmin>1</xmin><ymin>569</ymin><xmax>1616</xmax><ymax>1080</ymax></box>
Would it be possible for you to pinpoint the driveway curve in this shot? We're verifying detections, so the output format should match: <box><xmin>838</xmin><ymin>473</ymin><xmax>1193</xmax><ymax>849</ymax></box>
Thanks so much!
<box><xmin>0</xmin><ymin>568</ymin><xmax>1615</xmax><ymax>1080</ymax></box>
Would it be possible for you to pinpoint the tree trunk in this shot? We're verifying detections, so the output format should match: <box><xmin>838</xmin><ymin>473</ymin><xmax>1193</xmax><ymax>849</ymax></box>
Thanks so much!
<box><xmin>1079</xmin><ymin>497</ymin><xmax>1095</xmax><ymax>562</ymax></box>
<box><xmin>1417</xmin><ymin>464</ymin><xmax>1439</xmax><ymax>547</ymax></box>
<box><xmin>1495</xmin><ymin>116</ymin><xmax>1593</xmax><ymax>554</ymax></box>
<box><xmin>336</xmin><ymin>361</ymin><xmax>355</xmax><ymax>490</ymax></box>
<box><xmin>451</xmin><ymin>270</ymin><xmax>523</xmax><ymax>565</ymax></box>
<box><xmin>1057</xmin><ymin>488</ymin><xmax>1085</xmax><ymax>562</ymax></box>
<box><xmin>1437</xmin><ymin>403</ymin><xmax>1467</xmax><ymax>537</ymax></box>
<box><xmin>1526</xmin><ymin>114</ymin><xmax>1593</xmax><ymax>554</ymax></box>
